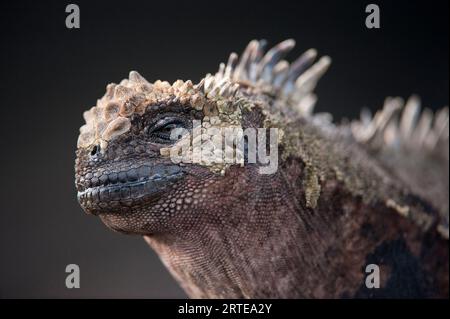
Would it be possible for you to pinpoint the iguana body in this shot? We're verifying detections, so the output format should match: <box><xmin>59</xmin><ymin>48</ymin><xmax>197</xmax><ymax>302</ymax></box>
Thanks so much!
<box><xmin>75</xmin><ymin>40</ymin><xmax>449</xmax><ymax>298</ymax></box>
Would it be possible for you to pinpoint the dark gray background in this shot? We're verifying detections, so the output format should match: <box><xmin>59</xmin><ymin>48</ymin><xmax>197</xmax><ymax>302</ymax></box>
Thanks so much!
<box><xmin>0</xmin><ymin>0</ymin><xmax>448</xmax><ymax>298</ymax></box>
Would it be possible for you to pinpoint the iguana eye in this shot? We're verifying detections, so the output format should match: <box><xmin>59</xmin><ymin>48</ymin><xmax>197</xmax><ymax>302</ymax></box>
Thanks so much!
<box><xmin>148</xmin><ymin>117</ymin><xmax>188</xmax><ymax>143</ymax></box>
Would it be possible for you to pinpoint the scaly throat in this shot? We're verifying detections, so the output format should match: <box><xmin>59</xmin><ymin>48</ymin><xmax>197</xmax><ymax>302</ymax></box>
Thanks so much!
<box><xmin>143</xmin><ymin>208</ymin><xmax>309</xmax><ymax>298</ymax></box>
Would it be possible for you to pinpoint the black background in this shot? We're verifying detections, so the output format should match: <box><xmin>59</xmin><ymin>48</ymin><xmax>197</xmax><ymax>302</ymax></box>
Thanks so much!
<box><xmin>0</xmin><ymin>0</ymin><xmax>448</xmax><ymax>298</ymax></box>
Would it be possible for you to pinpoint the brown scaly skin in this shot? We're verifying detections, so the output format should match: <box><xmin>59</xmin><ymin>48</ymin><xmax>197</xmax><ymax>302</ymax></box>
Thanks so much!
<box><xmin>75</xmin><ymin>40</ymin><xmax>449</xmax><ymax>298</ymax></box>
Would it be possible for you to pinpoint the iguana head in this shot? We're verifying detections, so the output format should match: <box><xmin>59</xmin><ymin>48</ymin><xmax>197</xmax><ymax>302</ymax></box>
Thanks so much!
<box><xmin>74</xmin><ymin>39</ymin><xmax>331</xmax><ymax>235</ymax></box>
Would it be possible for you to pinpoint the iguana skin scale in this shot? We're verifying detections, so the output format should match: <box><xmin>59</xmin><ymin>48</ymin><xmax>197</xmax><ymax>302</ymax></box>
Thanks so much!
<box><xmin>75</xmin><ymin>40</ymin><xmax>449</xmax><ymax>298</ymax></box>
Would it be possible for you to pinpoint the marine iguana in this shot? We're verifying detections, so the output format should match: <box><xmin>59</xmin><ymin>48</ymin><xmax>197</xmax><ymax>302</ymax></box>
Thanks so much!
<box><xmin>75</xmin><ymin>39</ymin><xmax>449</xmax><ymax>298</ymax></box>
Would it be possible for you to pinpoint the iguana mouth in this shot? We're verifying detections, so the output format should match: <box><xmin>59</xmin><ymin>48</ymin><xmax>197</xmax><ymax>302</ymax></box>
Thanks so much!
<box><xmin>77</xmin><ymin>164</ymin><xmax>184</xmax><ymax>215</ymax></box>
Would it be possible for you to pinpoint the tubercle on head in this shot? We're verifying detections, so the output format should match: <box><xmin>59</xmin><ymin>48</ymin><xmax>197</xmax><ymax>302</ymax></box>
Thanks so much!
<box><xmin>76</xmin><ymin>71</ymin><xmax>244</xmax><ymax>152</ymax></box>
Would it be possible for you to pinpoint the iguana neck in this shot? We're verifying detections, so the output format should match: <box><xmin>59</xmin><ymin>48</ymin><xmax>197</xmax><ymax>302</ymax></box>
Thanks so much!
<box><xmin>144</xmin><ymin>166</ymin><xmax>310</xmax><ymax>298</ymax></box>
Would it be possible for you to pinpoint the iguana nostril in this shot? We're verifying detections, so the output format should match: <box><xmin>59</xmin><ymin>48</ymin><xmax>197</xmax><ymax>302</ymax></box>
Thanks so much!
<box><xmin>90</xmin><ymin>144</ymin><xmax>100</xmax><ymax>157</ymax></box>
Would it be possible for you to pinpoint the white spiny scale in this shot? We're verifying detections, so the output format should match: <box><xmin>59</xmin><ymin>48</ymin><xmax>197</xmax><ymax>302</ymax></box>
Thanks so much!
<box><xmin>195</xmin><ymin>78</ymin><xmax>205</xmax><ymax>91</ymax></box>
<box><xmin>413</xmin><ymin>108</ymin><xmax>433</xmax><ymax>147</ymax></box>
<box><xmin>257</xmin><ymin>39</ymin><xmax>295</xmax><ymax>83</ymax></box>
<box><xmin>248</xmin><ymin>62</ymin><xmax>258</xmax><ymax>83</ymax></box>
<box><xmin>272</xmin><ymin>60</ymin><xmax>289</xmax><ymax>88</ymax></box>
<box><xmin>291</xmin><ymin>56</ymin><xmax>331</xmax><ymax>102</ymax></box>
<box><xmin>217</xmin><ymin>63</ymin><xmax>225</xmax><ymax>77</ymax></box>
<box><xmin>252</xmin><ymin>40</ymin><xmax>266</xmax><ymax>64</ymax></box>
<box><xmin>224</xmin><ymin>53</ymin><xmax>238</xmax><ymax>79</ymax></box>
<box><xmin>248</xmin><ymin>40</ymin><xmax>267</xmax><ymax>82</ymax></box>
<box><xmin>230</xmin><ymin>83</ymin><xmax>239</xmax><ymax>97</ymax></box>
<box><xmin>211</xmin><ymin>85</ymin><xmax>221</xmax><ymax>99</ymax></box>
<box><xmin>204</xmin><ymin>74</ymin><xmax>215</xmax><ymax>92</ymax></box>
<box><xmin>219</xmin><ymin>82</ymin><xmax>231</xmax><ymax>97</ymax></box>
<box><xmin>374</xmin><ymin>97</ymin><xmax>403</xmax><ymax>141</ymax></box>
<box><xmin>434</xmin><ymin>106</ymin><xmax>449</xmax><ymax>143</ymax></box>
<box><xmin>233</xmin><ymin>40</ymin><xmax>258</xmax><ymax>81</ymax></box>
<box><xmin>282</xmin><ymin>49</ymin><xmax>318</xmax><ymax>97</ymax></box>
<box><xmin>400</xmin><ymin>95</ymin><xmax>421</xmax><ymax>141</ymax></box>
<box><xmin>383</xmin><ymin>115</ymin><xmax>401</xmax><ymax>148</ymax></box>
